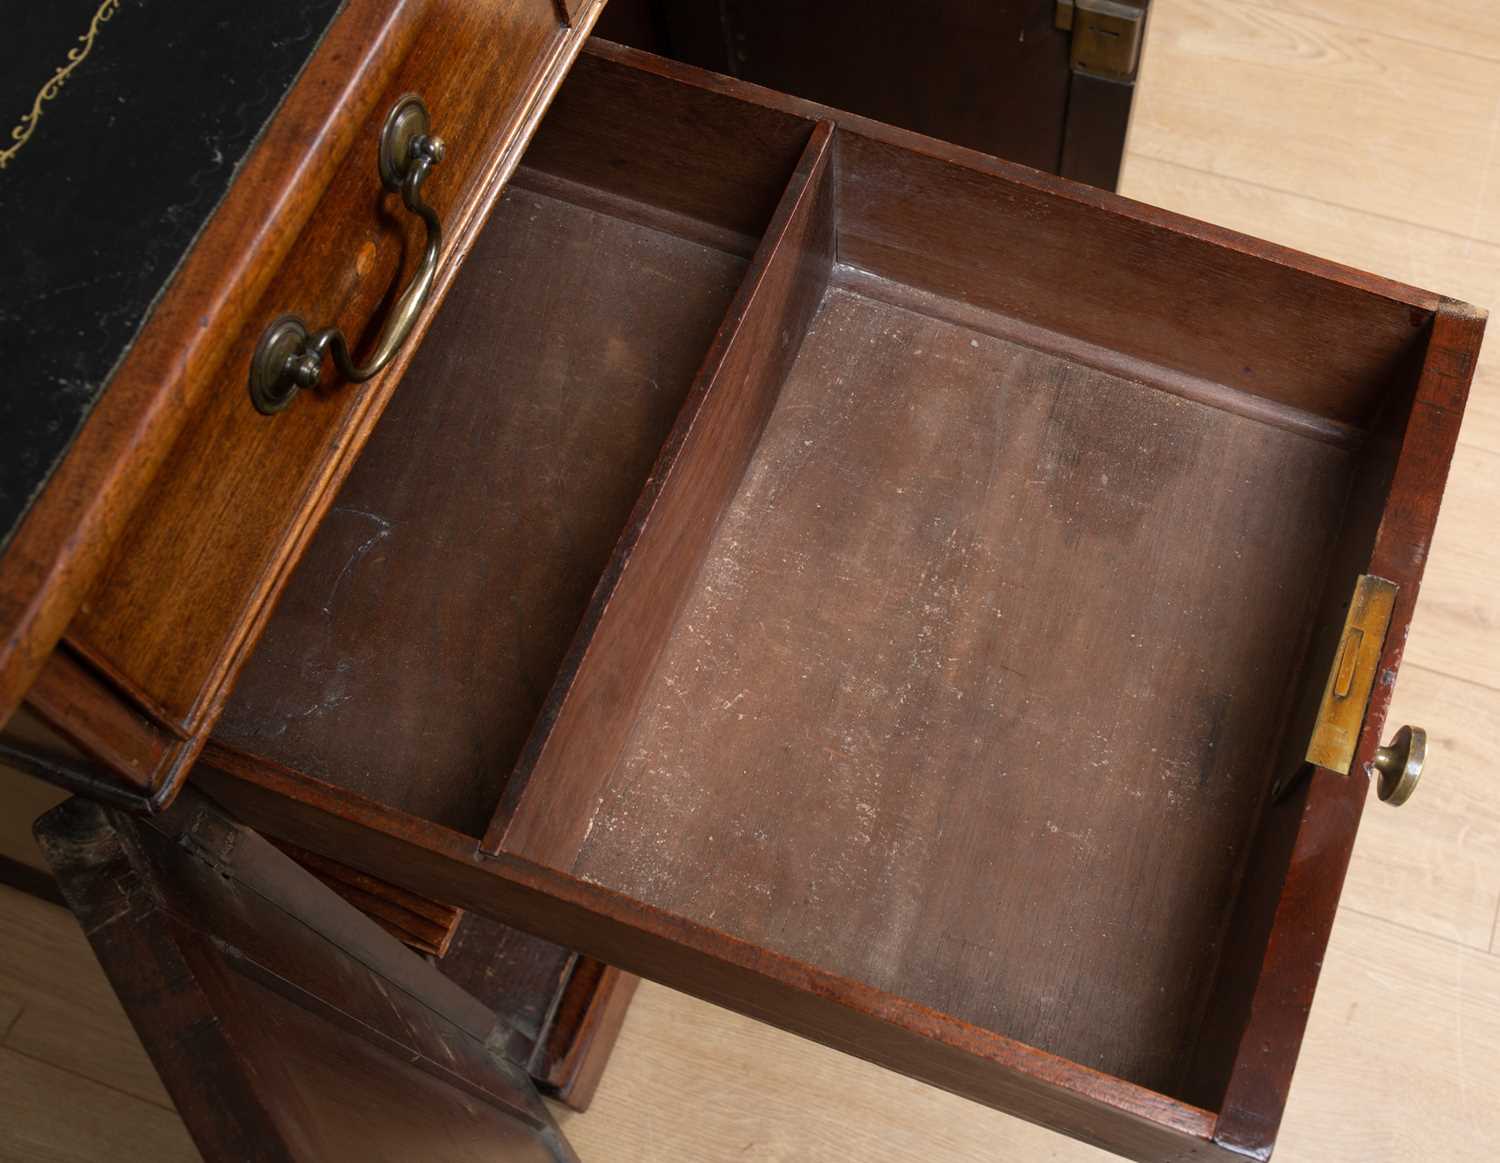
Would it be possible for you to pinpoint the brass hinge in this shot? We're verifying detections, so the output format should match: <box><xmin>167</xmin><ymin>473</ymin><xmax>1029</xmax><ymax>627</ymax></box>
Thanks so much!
<box><xmin>1305</xmin><ymin>574</ymin><xmax>1398</xmax><ymax>775</ymax></box>
<box><xmin>180</xmin><ymin>804</ymin><xmax>242</xmax><ymax>874</ymax></box>
<box><xmin>1055</xmin><ymin>0</ymin><xmax>1146</xmax><ymax>83</ymax></box>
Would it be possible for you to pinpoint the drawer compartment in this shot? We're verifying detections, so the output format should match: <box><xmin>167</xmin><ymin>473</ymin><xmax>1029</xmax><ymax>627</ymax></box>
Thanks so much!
<box><xmin>201</xmin><ymin>42</ymin><xmax>1484</xmax><ymax>1163</ymax></box>
<box><xmin>213</xmin><ymin>51</ymin><xmax>817</xmax><ymax>836</ymax></box>
<box><xmin>510</xmin><ymin>278</ymin><xmax>1348</xmax><ymax>1094</ymax></box>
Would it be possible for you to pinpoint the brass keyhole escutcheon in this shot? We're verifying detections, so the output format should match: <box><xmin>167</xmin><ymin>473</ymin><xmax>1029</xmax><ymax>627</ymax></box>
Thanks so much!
<box><xmin>1372</xmin><ymin>725</ymin><xmax>1425</xmax><ymax>806</ymax></box>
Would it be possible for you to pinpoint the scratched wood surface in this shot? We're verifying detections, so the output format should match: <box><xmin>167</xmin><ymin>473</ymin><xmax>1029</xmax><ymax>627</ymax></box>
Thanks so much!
<box><xmin>2</xmin><ymin>0</ymin><xmax>1499</xmax><ymax>1158</ymax></box>
<box><xmin>563</xmin><ymin>281</ymin><xmax>1352</xmax><ymax>1095</ymax></box>
<box><xmin>213</xmin><ymin>183</ymin><xmax>747</xmax><ymax>835</ymax></box>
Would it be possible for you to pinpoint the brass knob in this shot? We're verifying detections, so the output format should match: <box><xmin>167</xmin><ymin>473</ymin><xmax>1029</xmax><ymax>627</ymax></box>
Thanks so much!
<box><xmin>1372</xmin><ymin>725</ymin><xmax>1425</xmax><ymax>806</ymax></box>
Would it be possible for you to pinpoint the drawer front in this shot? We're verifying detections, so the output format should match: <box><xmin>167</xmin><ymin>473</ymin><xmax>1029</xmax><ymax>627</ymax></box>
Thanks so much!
<box><xmin>38</xmin><ymin>0</ymin><xmax>605</xmax><ymax>799</ymax></box>
<box><xmin>0</xmin><ymin>0</ymin><xmax>421</xmax><ymax>727</ymax></box>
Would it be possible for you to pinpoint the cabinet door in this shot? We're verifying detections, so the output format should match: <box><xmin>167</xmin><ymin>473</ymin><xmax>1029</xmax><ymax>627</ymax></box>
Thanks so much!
<box><xmin>593</xmin><ymin>0</ymin><xmax>1145</xmax><ymax>189</ymax></box>
<box><xmin>34</xmin><ymin>788</ymin><xmax>576</xmax><ymax>1163</ymax></box>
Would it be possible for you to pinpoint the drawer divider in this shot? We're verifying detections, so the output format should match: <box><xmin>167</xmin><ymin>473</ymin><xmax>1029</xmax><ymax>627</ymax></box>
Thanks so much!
<box><xmin>485</xmin><ymin>119</ymin><xmax>838</xmax><ymax>868</ymax></box>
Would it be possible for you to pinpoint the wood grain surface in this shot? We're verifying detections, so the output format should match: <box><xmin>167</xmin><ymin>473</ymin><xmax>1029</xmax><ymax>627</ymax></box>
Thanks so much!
<box><xmin>200</xmin><ymin>36</ymin><xmax>1476</xmax><ymax>1160</ymax></box>
<box><xmin>492</xmin><ymin>119</ymin><xmax>836</xmax><ymax>864</ymax></box>
<box><xmin>2</xmin><ymin>1</ymin><xmax>1498</xmax><ymax>1159</ymax></box>
<box><xmin>33</xmin><ymin>792</ymin><xmax>574</xmax><ymax>1163</ymax></box>
<box><xmin>560</xmin><ymin>281</ymin><xmax>1350</xmax><ymax>1094</ymax></box>
<box><xmin>71</xmin><ymin>0</ymin><xmax>577</xmax><ymax>731</ymax></box>
<box><xmin>215</xmin><ymin>183</ymin><xmax>749</xmax><ymax>834</ymax></box>
<box><xmin>24</xmin><ymin>0</ymin><xmax>609</xmax><ymax>810</ymax></box>
<box><xmin>0</xmin><ymin>0</ymin><xmax>424</xmax><ymax>727</ymax></box>
<box><xmin>574</xmin><ymin>9</ymin><xmax>1500</xmax><ymax>1150</ymax></box>
<box><xmin>212</xmin><ymin>43</ymin><xmax>818</xmax><ymax>837</ymax></box>
<box><xmin>1128</xmin><ymin>0</ymin><xmax>1500</xmax><ymax>244</ymax></box>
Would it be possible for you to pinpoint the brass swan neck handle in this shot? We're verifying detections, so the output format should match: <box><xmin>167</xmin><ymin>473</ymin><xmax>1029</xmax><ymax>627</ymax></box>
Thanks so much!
<box><xmin>249</xmin><ymin>94</ymin><xmax>445</xmax><ymax>415</ymax></box>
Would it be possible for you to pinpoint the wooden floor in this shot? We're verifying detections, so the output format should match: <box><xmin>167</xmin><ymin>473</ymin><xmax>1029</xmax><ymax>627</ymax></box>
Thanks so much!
<box><xmin>4</xmin><ymin>1</ymin><xmax>1499</xmax><ymax>1158</ymax></box>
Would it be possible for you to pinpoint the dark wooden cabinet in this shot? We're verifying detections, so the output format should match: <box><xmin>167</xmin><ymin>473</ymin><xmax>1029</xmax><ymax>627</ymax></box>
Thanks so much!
<box><xmin>0</xmin><ymin>5</ymin><xmax>1486</xmax><ymax>1162</ymax></box>
<box><xmin>594</xmin><ymin>0</ymin><xmax>1149</xmax><ymax>190</ymax></box>
<box><xmin>35</xmin><ymin>789</ymin><xmax>575</xmax><ymax>1162</ymax></box>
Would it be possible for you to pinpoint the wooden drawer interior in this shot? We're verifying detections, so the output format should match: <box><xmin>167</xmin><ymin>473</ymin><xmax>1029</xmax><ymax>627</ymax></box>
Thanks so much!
<box><xmin>203</xmin><ymin>41</ymin><xmax>1478</xmax><ymax>1160</ymax></box>
<box><xmin>214</xmin><ymin>54</ymin><xmax>817</xmax><ymax>835</ymax></box>
<box><xmin>502</xmin><ymin>281</ymin><xmax>1349</xmax><ymax>1097</ymax></box>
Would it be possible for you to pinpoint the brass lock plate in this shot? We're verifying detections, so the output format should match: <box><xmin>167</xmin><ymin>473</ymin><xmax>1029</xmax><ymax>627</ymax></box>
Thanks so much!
<box><xmin>1305</xmin><ymin>574</ymin><xmax>1398</xmax><ymax>775</ymax></box>
<box><xmin>1055</xmin><ymin>0</ymin><xmax>1146</xmax><ymax>82</ymax></box>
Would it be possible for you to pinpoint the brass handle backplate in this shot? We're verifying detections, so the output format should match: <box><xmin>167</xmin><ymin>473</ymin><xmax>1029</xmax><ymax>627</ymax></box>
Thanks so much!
<box><xmin>249</xmin><ymin>94</ymin><xmax>446</xmax><ymax>415</ymax></box>
<box><xmin>1372</xmin><ymin>724</ymin><xmax>1425</xmax><ymax>806</ymax></box>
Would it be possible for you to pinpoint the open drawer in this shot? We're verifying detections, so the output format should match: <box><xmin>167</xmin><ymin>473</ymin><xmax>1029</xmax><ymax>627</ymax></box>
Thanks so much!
<box><xmin>198</xmin><ymin>42</ymin><xmax>1485</xmax><ymax>1162</ymax></box>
